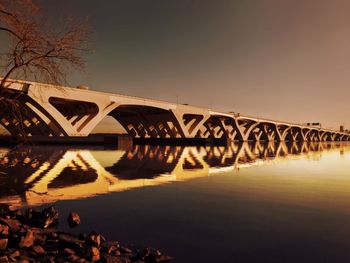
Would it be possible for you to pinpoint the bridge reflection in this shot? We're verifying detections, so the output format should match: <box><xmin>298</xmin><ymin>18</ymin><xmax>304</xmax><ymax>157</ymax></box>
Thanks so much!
<box><xmin>0</xmin><ymin>142</ymin><xmax>348</xmax><ymax>208</ymax></box>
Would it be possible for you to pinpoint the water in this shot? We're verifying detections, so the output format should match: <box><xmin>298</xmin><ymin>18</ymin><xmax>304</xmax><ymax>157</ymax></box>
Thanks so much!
<box><xmin>0</xmin><ymin>142</ymin><xmax>350</xmax><ymax>262</ymax></box>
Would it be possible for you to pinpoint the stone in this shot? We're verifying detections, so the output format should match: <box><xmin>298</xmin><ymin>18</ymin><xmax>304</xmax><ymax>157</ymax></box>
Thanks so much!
<box><xmin>153</xmin><ymin>255</ymin><xmax>173</xmax><ymax>262</ymax></box>
<box><xmin>0</xmin><ymin>255</ymin><xmax>9</xmax><ymax>263</ymax></box>
<box><xmin>10</xmin><ymin>250</ymin><xmax>20</xmax><ymax>258</ymax></box>
<box><xmin>64</xmin><ymin>248</ymin><xmax>76</xmax><ymax>255</ymax></box>
<box><xmin>101</xmin><ymin>240</ymin><xmax>119</xmax><ymax>255</ymax></box>
<box><xmin>149</xmin><ymin>248</ymin><xmax>162</xmax><ymax>257</ymax></box>
<box><xmin>41</xmin><ymin>206</ymin><xmax>59</xmax><ymax>228</ymax></box>
<box><xmin>139</xmin><ymin>247</ymin><xmax>150</xmax><ymax>260</ymax></box>
<box><xmin>0</xmin><ymin>238</ymin><xmax>8</xmax><ymax>250</ymax></box>
<box><xmin>102</xmin><ymin>245</ymin><xmax>119</xmax><ymax>255</ymax></box>
<box><xmin>86</xmin><ymin>246</ymin><xmax>100</xmax><ymax>261</ymax></box>
<box><xmin>0</xmin><ymin>218</ymin><xmax>21</xmax><ymax>232</ymax></box>
<box><xmin>58</xmin><ymin>233</ymin><xmax>84</xmax><ymax>250</ymax></box>
<box><xmin>0</xmin><ymin>224</ymin><xmax>9</xmax><ymax>235</ymax></box>
<box><xmin>68</xmin><ymin>254</ymin><xmax>81</xmax><ymax>262</ymax></box>
<box><xmin>86</xmin><ymin>231</ymin><xmax>105</xmax><ymax>247</ymax></box>
<box><xmin>68</xmin><ymin>212</ymin><xmax>81</xmax><ymax>227</ymax></box>
<box><xmin>19</xmin><ymin>230</ymin><xmax>35</xmax><ymax>248</ymax></box>
<box><xmin>119</xmin><ymin>246</ymin><xmax>132</xmax><ymax>254</ymax></box>
<box><xmin>32</xmin><ymin>245</ymin><xmax>45</xmax><ymax>254</ymax></box>
<box><xmin>50</xmin><ymin>232</ymin><xmax>58</xmax><ymax>239</ymax></box>
<box><xmin>0</xmin><ymin>207</ymin><xmax>173</xmax><ymax>262</ymax></box>
<box><xmin>103</xmin><ymin>255</ymin><xmax>131</xmax><ymax>263</ymax></box>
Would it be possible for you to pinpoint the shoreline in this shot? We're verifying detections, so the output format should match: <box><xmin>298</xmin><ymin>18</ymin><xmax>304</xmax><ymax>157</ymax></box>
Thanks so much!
<box><xmin>0</xmin><ymin>205</ymin><xmax>172</xmax><ymax>262</ymax></box>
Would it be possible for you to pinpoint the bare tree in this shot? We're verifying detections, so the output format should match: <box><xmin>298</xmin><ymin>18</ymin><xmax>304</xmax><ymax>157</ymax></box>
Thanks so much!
<box><xmin>0</xmin><ymin>0</ymin><xmax>90</xmax><ymax>139</ymax></box>
<box><xmin>0</xmin><ymin>0</ymin><xmax>90</xmax><ymax>88</ymax></box>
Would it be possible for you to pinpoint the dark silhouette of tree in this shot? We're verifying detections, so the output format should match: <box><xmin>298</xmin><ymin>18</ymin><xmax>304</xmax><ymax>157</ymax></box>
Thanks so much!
<box><xmin>0</xmin><ymin>0</ymin><xmax>90</xmax><ymax>88</ymax></box>
<box><xmin>0</xmin><ymin>0</ymin><xmax>90</xmax><ymax>139</ymax></box>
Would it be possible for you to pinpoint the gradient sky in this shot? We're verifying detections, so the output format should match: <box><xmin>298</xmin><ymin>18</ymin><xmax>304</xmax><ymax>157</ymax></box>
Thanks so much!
<box><xmin>40</xmin><ymin>0</ymin><xmax>350</xmax><ymax>130</ymax></box>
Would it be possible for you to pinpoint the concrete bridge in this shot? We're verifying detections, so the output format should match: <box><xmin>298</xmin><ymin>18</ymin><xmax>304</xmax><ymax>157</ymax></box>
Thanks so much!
<box><xmin>1</xmin><ymin>79</ymin><xmax>349</xmax><ymax>142</ymax></box>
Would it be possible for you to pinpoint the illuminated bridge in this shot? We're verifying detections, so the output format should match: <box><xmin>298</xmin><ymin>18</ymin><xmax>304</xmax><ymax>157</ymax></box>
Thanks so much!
<box><xmin>0</xmin><ymin>79</ymin><xmax>349</xmax><ymax>142</ymax></box>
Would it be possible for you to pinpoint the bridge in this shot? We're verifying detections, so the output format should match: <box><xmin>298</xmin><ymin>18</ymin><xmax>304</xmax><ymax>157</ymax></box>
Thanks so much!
<box><xmin>0</xmin><ymin>78</ymin><xmax>349</xmax><ymax>142</ymax></box>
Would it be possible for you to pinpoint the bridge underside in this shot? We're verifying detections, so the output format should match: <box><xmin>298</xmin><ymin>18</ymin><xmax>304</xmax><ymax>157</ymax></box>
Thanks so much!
<box><xmin>0</xmin><ymin>81</ymin><xmax>349</xmax><ymax>143</ymax></box>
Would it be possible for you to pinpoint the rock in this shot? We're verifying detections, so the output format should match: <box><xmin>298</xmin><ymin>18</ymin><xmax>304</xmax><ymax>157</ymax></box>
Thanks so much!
<box><xmin>119</xmin><ymin>246</ymin><xmax>132</xmax><ymax>254</ymax></box>
<box><xmin>139</xmin><ymin>247</ymin><xmax>150</xmax><ymax>260</ymax></box>
<box><xmin>0</xmin><ymin>238</ymin><xmax>8</xmax><ymax>250</ymax></box>
<box><xmin>0</xmin><ymin>224</ymin><xmax>9</xmax><ymax>235</ymax></box>
<box><xmin>9</xmin><ymin>250</ymin><xmax>20</xmax><ymax>258</ymax></box>
<box><xmin>41</xmin><ymin>256</ymin><xmax>55</xmax><ymax>263</ymax></box>
<box><xmin>68</xmin><ymin>254</ymin><xmax>81</xmax><ymax>262</ymax></box>
<box><xmin>0</xmin><ymin>218</ymin><xmax>21</xmax><ymax>232</ymax></box>
<box><xmin>32</xmin><ymin>245</ymin><xmax>45</xmax><ymax>254</ymax></box>
<box><xmin>58</xmin><ymin>233</ymin><xmax>84</xmax><ymax>250</ymax></box>
<box><xmin>0</xmin><ymin>255</ymin><xmax>9</xmax><ymax>263</ymax></box>
<box><xmin>153</xmin><ymin>255</ymin><xmax>173</xmax><ymax>262</ymax></box>
<box><xmin>103</xmin><ymin>255</ymin><xmax>131</xmax><ymax>263</ymax></box>
<box><xmin>49</xmin><ymin>232</ymin><xmax>58</xmax><ymax>239</ymax></box>
<box><xmin>68</xmin><ymin>212</ymin><xmax>81</xmax><ymax>227</ymax></box>
<box><xmin>101</xmin><ymin>240</ymin><xmax>119</xmax><ymax>255</ymax></box>
<box><xmin>150</xmin><ymin>248</ymin><xmax>162</xmax><ymax>257</ymax></box>
<box><xmin>41</xmin><ymin>206</ymin><xmax>59</xmax><ymax>228</ymax></box>
<box><xmin>101</xmin><ymin>245</ymin><xmax>119</xmax><ymax>255</ymax></box>
<box><xmin>19</xmin><ymin>230</ymin><xmax>35</xmax><ymax>248</ymax></box>
<box><xmin>64</xmin><ymin>248</ymin><xmax>76</xmax><ymax>255</ymax></box>
<box><xmin>0</xmin><ymin>207</ymin><xmax>173</xmax><ymax>262</ymax></box>
<box><xmin>86</xmin><ymin>231</ymin><xmax>105</xmax><ymax>247</ymax></box>
<box><xmin>86</xmin><ymin>246</ymin><xmax>100</xmax><ymax>261</ymax></box>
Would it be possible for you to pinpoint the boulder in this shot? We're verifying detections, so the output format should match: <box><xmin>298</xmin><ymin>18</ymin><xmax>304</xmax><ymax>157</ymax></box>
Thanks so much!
<box><xmin>103</xmin><ymin>255</ymin><xmax>131</xmax><ymax>263</ymax></box>
<box><xmin>0</xmin><ymin>238</ymin><xmax>8</xmax><ymax>250</ymax></box>
<box><xmin>86</xmin><ymin>246</ymin><xmax>100</xmax><ymax>261</ymax></box>
<box><xmin>86</xmin><ymin>231</ymin><xmax>105</xmax><ymax>247</ymax></box>
<box><xmin>67</xmin><ymin>212</ymin><xmax>81</xmax><ymax>227</ymax></box>
<box><xmin>0</xmin><ymin>218</ymin><xmax>21</xmax><ymax>232</ymax></box>
<box><xmin>0</xmin><ymin>255</ymin><xmax>9</xmax><ymax>263</ymax></box>
<box><xmin>32</xmin><ymin>245</ymin><xmax>45</xmax><ymax>254</ymax></box>
<box><xmin>19</xmin><ymin>230</ymin><xmax>35</xmax><ymax>248</ymax></box>
<box><xmin>0</xmin><ymin>224</ymin><xmax>9</xmax><ymax>235</ymax></box>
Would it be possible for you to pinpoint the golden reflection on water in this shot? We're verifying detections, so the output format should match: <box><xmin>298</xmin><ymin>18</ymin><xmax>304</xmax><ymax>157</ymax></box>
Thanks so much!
<box><xmin>0</xmin><ymin>142</ymin><xmax>349</xmax><ymax>208</ymax></box>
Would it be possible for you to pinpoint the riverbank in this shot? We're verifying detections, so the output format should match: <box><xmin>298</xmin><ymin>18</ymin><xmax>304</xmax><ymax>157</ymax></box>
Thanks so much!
<box><xmin>0</xmin><ymin>205</ymin><xmax>172</xmax><ymax>262</ymax></box>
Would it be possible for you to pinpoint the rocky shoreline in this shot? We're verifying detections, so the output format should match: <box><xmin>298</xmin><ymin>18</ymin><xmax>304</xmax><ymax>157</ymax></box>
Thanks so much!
<box><xmin>0</xmin><ymin>205</ymin><xmax>172</xmax><ymax>262</ymax></box>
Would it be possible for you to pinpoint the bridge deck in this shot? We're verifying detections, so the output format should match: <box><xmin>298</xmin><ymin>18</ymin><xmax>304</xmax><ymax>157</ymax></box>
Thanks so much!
<box><xmin>0</xmin><ymin>78</ymin><xmax>348</xmax><ymax>142</ymax></box>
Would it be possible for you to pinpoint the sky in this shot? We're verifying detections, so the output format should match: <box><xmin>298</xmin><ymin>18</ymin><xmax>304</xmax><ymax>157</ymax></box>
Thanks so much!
<box><xmin>38</xmin><ymin>0</ymin><xmax>350</xmax><ymax>130</ymax></box>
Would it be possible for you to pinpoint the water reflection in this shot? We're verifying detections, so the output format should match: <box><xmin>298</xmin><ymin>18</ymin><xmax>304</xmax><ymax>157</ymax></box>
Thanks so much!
<box><xmin>0</xmin><ymin>142</ymin><xmax>348</xmax><ymax>208</ymax></box>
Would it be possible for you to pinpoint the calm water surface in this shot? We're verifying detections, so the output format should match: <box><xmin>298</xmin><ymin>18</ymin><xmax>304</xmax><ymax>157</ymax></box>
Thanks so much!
<box><xmin>0</xmin><ymin>142</ymin><xmax>350</xmax><ymax>262</ymax></box>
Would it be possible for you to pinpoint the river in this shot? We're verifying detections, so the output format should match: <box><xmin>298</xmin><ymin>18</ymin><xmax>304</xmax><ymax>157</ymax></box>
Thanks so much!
<box><xmin>0</xmin><ymin>142</ymin><xmax>349</xmax><ymax>262</ymax></box>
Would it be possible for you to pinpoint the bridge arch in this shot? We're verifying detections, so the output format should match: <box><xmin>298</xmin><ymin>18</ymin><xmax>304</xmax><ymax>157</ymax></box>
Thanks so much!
<box><xmin>0</xmin><ymin>91</ymin><xmax>67</xmax><ymax>137</ymax></box>
<box><xmin>195</xmin><ymin>115</ymin><xmax>243</xmax><ymax>140</ymax></box>
<box><xmin>108</xmin><ymin>105</ymin><xmax>185</xmax><ymax>138</ymax></box>
<box><xmin>303</xmin><ymin>129</ymin><xmax>320</xmax><ymax>142</ymax></box>
<box><xmin>284</xmin><ymin>126</ymin><xmax>304</xmax><ymax>142</ymax></box>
